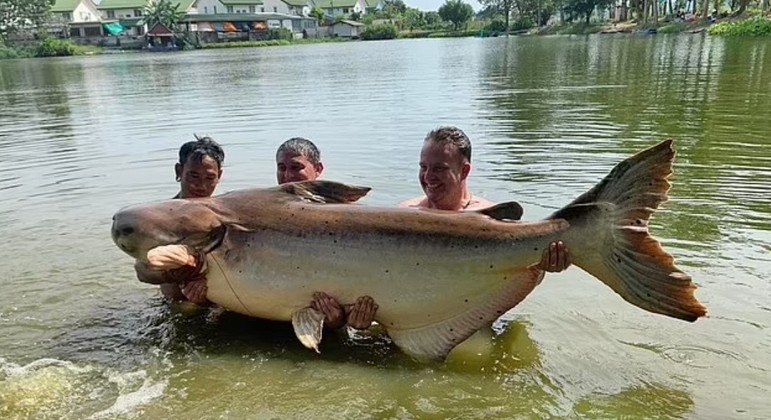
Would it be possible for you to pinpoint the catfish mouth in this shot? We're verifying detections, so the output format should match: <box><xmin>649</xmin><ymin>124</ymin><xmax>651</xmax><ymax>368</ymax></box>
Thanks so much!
<box><xmin>111</xmin><ymin>217</ymin><xmax>227</xmax><ymax>261</ymax></box>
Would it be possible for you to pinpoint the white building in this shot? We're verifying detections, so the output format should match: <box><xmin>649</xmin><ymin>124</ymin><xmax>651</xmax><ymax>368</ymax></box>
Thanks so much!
<box><xmin>312</xmin><ymin>0</ymin><xmax>367</xmax><ymax>18</ymax></box>
<box><xmin>49</xmin><ymin>0</ymin><xmax>103</xmax><ymax>38</ymax></box>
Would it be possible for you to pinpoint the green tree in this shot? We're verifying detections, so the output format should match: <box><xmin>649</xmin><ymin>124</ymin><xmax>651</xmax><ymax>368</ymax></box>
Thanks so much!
<box><xmin>479</xmin><ymin>0</ymin><xmax>513</xmax><ymax>34</ymax></box>
<box><xmin>142</xmin><ymin>0</ymin><xmax>184</xmax><ymax>29</ymax></box>
<box><xmin>565</xmin><ymin>0</ymin><xmax>611</xmax><ymax>24</ymax></box>
<box><xmin>402</xmin><ymin>8</ymin><xmax>425</xmax><ymax>30</ymax></box>
<box><xmin>384</xmin><ymin>0</ymin><xmax>407</xmax><ymax>14</ymax></box>
<box><xmin>424</xmin><ymin>11</ymin><xmax>443</xmax><ymax>28</ymax></box>
<box><xmin>0</xmin><ymin>0</ymin><xmax>54</xmax><ymax>41</ymax></box>
<box><xmin>438</xmin><ymin>0</ymin><xmax>474</xmax><ymax>30</ymax></box>
<box><xmin>310</xmin><ymin>6</ymin><xmax>325</xmax><ymax>24</ymax></box>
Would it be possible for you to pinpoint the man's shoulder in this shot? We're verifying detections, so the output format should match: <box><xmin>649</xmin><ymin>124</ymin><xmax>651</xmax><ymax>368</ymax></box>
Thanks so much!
<box><xmin>398</xmin><ymin>196</ymin><xmax>427</xmax><ymax>208</ymax></box>
<box><xmin>465</xmin><ymin>195</ymin><xmax>496</xmax><ymax>210</ymax></box>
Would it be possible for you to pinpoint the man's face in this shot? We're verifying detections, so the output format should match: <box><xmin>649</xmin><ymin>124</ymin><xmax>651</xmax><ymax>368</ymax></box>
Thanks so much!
<box><xmin>419</xmin><ymin>141</ymin><xmax>470</xmax><ymax>210</ymax></box>
<box><xmin>276</xmin><ymin>151</ymin><xmax>323</xmax><ymax>184</ymax></box>
<box><xmin>176</xmin><ymin>155</ymin><xmax>222</xmax><ymax>199</ymax></box>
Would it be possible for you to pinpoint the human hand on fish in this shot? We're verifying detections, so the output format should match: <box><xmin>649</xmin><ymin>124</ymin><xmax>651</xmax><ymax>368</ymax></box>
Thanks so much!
<box><xmin>181</xmin><ymin>278</ymin><xmax>210</xmax><ymax>305</ymax></box>
<box><xmin>538</xmin><ymin>241</ymin><xmax>571</xmax><ymax>272</ymax></box>
<box><xmin>147</xmin><ymin>244</ymin><xmax>198</xmax><ymax>270</ymax></box>
<box><xmin>146</xmin><ymin>245</ymin><xmax>207</xmax><ymax>284</ymax></box>
<box><xmin>311</xmin><ymin>292</ymin><xmax>347</xmax><ymax>329</ymax></box>
<box><xmin>345</xmin><ymin>296</ymin><xmax>379</xmax><ymax>330</ymax></box>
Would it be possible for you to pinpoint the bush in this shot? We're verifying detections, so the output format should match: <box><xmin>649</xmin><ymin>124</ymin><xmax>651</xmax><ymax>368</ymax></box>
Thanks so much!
<box><xmin>398</xmin><ymin>30</ymin><xmax>431</xmax><ymax>38</ymax></box>
<box><xmin>361</xmin><ymin>23</ymin><xmax>398</xmax><ymax>40</ymax></box>
<box><xmin>36</xmin><ymin>37</ymin><xmax>76</xmax><ymax>57</ymax></box>
<box><xmin>708</xmin><ymin>17</ymin><xmax>771</xmax><ymax>36</ymax></box>
<box><xmin>510</xmin><ymin>17</ymin><xmax>535</xmax><ymax>31</ymax></box>
<box><xmin>271</xmin><ymin>27</ymin><xmax>294</xmax><ymax>41</ymax></box>
<box><xmin>0</xmin><ymin>46</ymin><xmax>21</xmax><ymax>59</ymax></box>
<box><xmin>426</xmin><ymin>29</ymin><xmax>478</xmax><ymax>37</ymax></box>
<box><xmin>202</xmin><ymin>40</ymin><xmax>291</xmax><ymax>49</ymax></box>
<box><xmin>486</xmin><ymin>18</ymin><xmax>507</xmax><ymax>33</ymax></box>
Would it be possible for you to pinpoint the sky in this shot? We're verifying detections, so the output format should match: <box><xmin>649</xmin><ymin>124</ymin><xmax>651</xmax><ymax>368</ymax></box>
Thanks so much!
<box><xmin>406</xmin><ymin>0</ymin><xmax>483</xmax><ymax>11</ymax></box>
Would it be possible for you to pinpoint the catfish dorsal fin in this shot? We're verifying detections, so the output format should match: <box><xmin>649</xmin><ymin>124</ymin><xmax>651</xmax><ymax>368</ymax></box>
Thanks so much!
<box><xmin>474</xmin><ymin>201</ymin><xmax>523</xmax><ymax>221</ymax></box>
<box><xmin>279</xmin><ymin>180</ymin><xmax>371</xmax><ymax>204</ymax></box>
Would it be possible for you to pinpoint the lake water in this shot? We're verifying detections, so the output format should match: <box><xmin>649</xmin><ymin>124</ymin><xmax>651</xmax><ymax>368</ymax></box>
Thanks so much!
<box><xmin>0</xmin><ymin>35</ymin><xmax>769</xmax><ymax>419</ymax></box>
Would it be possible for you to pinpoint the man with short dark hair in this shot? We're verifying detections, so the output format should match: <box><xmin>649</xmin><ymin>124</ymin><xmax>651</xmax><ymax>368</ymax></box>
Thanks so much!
<box><xmin>134</xmin><ymin>136</ymin><xmax>225</xmax><ymax>303</ymax></box>
<box><xmin>274</xmin><ymin>137</ymin><xmax>377</xmax><ymax>330</ymax></box>
<box><xmin>275</xmin><ymin>137</ymin><xmax>324</xmax><ymax>184</ymax></box>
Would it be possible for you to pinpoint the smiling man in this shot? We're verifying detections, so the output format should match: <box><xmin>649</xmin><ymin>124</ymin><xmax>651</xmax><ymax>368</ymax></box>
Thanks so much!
<box><xmin>399</xmin><ymin>126</ymin><xmax>571</xmax><ymax>271</ymax></box>
<box><xmin>275</xmin><ymin>137</ymin><xmax>324</xmax><ymax>184</ymax></box>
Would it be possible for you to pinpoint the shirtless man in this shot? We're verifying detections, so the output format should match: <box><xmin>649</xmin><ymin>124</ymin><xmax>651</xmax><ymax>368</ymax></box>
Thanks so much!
<box><xmin>274</xmin><ymin>137</ymin><xmax>378</xmax><ymax>329</ymax></box>
<box><xmin>134</xmin><ymin>136</ymin><xmax>224</xmax><ymax>304</ymax></box>
<box><xmin>399</xmin><ymin>126</ymin><xmax>571</xmax><ymax>272</ymax></box>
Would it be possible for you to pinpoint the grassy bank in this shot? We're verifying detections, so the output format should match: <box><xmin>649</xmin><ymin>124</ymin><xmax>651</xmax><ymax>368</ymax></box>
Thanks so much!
<box><xmin>398</xmin><ymin>29</ymin><xmax>479</xmax><ymax>39</ymax></box>
<box><xmin>199</xmin><ymin>36</ymin><xmax>352</xmax><ymax>50</ymax></box>
<box><xmin>709</xmin><ymin>16</ymin><xmax>771</xmax><ymax>36</ymax></box>
<box><xmin>1</xmin><ymin>38</ymin><xmax>101</xmax><ymax>60</ymax></box>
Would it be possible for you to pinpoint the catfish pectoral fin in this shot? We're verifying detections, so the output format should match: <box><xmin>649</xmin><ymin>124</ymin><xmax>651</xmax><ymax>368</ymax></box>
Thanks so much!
<box><xmin>474</xmin><ymin>201</ymin><xmax>523</xmax><ymax>221</ymax></box>
<box><xmin>291</xmin><ymin>307</ymin><xmax>326</xmax><ymax>353</ymax></box>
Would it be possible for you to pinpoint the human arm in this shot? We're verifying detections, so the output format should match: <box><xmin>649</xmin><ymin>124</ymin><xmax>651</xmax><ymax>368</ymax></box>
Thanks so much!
<box><xmin>134</xmin><ymin>245</ymin><xmax>209</xmax><ymax>304</ymax></box>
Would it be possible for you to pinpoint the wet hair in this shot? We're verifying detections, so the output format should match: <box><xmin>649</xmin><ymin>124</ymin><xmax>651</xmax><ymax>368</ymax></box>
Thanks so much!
<box><xmin>276</xmin><ymin>137</ymin><xmax>321</xmax><ymax>165</ymax></box>
<box><xmin>178</xmin><ymin>135</ymin><xmax>225</xmax><ymax>169</ymax></box>
<box><xmin>424</xmin><ymin>126</ymin><xmax>472</xmax><ymax>162</ymax></box>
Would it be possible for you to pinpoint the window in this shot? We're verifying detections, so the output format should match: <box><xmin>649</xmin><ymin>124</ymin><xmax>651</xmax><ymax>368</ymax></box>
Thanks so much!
<box><xmin>213</xmin><ymin>6</ymin><xmax>217</xmax><ymax>13</ymax></box>
<box><xmin>273</xmin><ymin>6</ymin><xmax>277</xmax><ymax>12</ymax></box>
<box><xmin>343</xmin><ymin>8</ymin><xmax>349</xmax><ymax>13</ymax></box>
<box><xmin>204</xmin><ymin>6</ymin><xmax>207</xmax><ymax>13</ymax></box>
<box><xmin>84</xmin><ymin>26</ymin><xmax>101</xmax><ymax>36</ymax></box>
<box><xmin>261</xmin><ymin>7</ymin><xmax>264</xmax><ymax>12</ymax></box>
<box><xmin>134</xmin><ymin>9</ymin><xmax>142</xmax><ymax>17</ymax></box>
<box><xmin>249</xmin><ymin>5</ymin><xmax>255</xmax><ymax>13</ymax></box>
<box><xmin>107</xmin><ymin>10</ymin><xmax>115</xmax><ymax>18</ymax></box>
<box><xmin>62</xmin><ymin>12</ymin><xmax>72</xmax><ymax>20</ymax></box>
<box><xmin>227</xmin><ymin>6</ymin><xmax>233</xmax><ymax>13</ymax></box>
<box><xmin>70</xmin><ymin>27</ymin><xmax>80</xmax><ymax>37</ymax></box>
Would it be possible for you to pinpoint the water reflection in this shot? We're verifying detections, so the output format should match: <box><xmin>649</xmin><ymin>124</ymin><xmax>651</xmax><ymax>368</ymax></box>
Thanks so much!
<box><xmin>572</xmin><ymin>383</ymin><xmax>693</xmax><ymax>418</ymax></box>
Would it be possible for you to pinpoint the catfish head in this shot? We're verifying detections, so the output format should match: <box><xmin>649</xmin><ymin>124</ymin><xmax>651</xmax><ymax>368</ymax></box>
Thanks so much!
<box><xmin>111</xmin><ymin>198</ymin><xmax>225</xmax><ymax>262</ymax></box>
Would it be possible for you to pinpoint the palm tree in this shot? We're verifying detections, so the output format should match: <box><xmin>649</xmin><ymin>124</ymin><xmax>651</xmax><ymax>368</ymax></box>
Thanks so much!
<box><xmin>143</xmin><ymin>0</ymin><xmax>184</xmax><ymax>29</ymax></box>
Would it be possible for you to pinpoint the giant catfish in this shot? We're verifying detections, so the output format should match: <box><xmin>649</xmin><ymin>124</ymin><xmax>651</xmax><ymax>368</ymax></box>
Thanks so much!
<box><xmin>111</xmin><ymin>139</ymin><xmax>706</xmax><ymax>360</ymax></box>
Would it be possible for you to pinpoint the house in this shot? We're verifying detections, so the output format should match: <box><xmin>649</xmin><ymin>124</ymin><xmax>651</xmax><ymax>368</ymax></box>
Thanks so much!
<box><xmin>312</xmin><ymin>0</ymin><xmax>366</xmax><ymax>18</ymax></box>
<box><xmin>254</xmin><ymin>0</ymin><xmax>291</xmax><ymax>15</ymax></box>
<box><xmin>97</xmin><ymin>0</ymin><xmax>195</xmax><ymax>36</ymax></box>
<box><xmin>184</xmin><ymin>0</ymin><xmax>316</xmax><ymax>39</ymax></box>
<box><xmin>97</xmin><ymin>0</ymin><xmax>148</xmax><ymax>35</ymax></box>
<box><xmin>364</xmin><ymin>0</ymin><xmax>384</xmax><ymax>13</ymax></box>
<box><xmin>49</xmin><ymin>0</ymin><xmax>104</xmax><ymax>38</ymax></box>
<box><xmin>331</xmin><ymin>19</ymin><xmax>363</xmax><ymax>37</ymax></box>
<box><xmin>194</xmin><ymin>0</ymin><xmax>263</xmax><ymax>14</ymax></box>
<box><xmin>279</xmin><ymin>0</ymin><xmax>311</xmax><ymax>16</ymax></box>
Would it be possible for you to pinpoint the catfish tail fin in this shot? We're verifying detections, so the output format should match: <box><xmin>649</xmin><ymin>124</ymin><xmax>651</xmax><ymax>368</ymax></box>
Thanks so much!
<box><xmin>551</xmin><ymin>139</ymin><xmax>707</xmax><ymax>322</ymax></box>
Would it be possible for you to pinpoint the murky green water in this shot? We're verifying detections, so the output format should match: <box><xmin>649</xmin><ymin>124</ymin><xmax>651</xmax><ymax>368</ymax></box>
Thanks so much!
<box><xmin>1</xmin><ymin>35</ymin><xmax>769</xmax><ymax>419</ymax></box>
